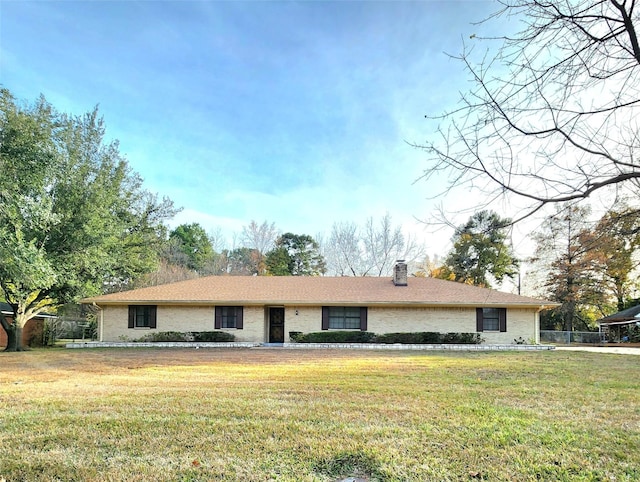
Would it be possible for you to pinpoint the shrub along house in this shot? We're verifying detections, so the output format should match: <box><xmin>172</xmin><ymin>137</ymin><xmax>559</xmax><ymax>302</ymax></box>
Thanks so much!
<box><xmin>82</xmin><ymin>262</ymin><xmax>555</xmax><ymax>345</ymax></box>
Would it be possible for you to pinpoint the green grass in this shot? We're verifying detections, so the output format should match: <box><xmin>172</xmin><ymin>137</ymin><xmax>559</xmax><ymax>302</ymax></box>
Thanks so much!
<box><xmin>0</xmin><ymin>348</ymin><xmax>638</xmax><ymax>481</ymax></box>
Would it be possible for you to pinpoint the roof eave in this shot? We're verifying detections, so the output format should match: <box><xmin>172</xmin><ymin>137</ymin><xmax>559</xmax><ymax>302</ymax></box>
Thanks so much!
<box><xmin>84</xmin><ymin>299</ymin><xmax>555</xmax><ymax>309</ymax></box>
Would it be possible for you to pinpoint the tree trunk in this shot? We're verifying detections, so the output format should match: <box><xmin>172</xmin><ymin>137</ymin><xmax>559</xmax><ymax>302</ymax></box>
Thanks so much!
<box><xmin>0</xmin><ymin>311</ymin><xmax>18</xmax><ymax>352</ymax></box>
<box><xmin>12</xmin><ymin>311</ymin><xmax>29</xmax><ymax>351</ymax></box>
<box><xmin>617</xmin><ymin>291</ymin><xmax>625</xmax><ymax>312</ymax></box>
<box><xmin>14</xmin><ymin>324</ymin><xmax>24</xmax><ymax>351</ymax></box>
<box><xmin>564</xmin><ymin>301</ymin><xmax>575</xmax><ymax>333</ymax></box>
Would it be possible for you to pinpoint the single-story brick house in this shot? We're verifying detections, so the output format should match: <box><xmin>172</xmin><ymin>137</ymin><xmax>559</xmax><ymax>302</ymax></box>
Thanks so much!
<box><xmin>82</xmin><ymin>262</ymin><xmax>555</xmax><ymax>345</ymax></box>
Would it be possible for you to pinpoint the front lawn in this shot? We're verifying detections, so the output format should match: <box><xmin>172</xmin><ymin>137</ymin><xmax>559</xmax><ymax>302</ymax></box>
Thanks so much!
<box><xmin>0</xmin><ymin>348</ymin><xmax>638</xmax><ymax>481</ymax></box>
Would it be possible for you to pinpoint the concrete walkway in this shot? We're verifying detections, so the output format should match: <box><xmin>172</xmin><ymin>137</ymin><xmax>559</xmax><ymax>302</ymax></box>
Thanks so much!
<box><xmin>555</xmin><ymin>345</ymin><xmax>640</xmax><ymax>355</ymax></box>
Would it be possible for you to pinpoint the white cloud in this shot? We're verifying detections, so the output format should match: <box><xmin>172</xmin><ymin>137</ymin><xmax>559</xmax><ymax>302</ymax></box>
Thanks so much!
<box><xmin>4</xmin><ymin>0</ymin><xmax>504</xmax><ymax>260</ymax></box>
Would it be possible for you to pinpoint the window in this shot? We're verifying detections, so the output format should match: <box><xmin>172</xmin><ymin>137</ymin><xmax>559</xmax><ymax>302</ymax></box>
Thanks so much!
<box><xmin>322</xmin><ymin>306</ymin><xmax>367</xmax><ymax>330</ymax></box>
<box><xmin>481</xmin><ymin>308</ymin><xmax>500</xmax><ymax>331</ymax></box>
<box><xmin>128</xmin><ymin>305</ymin><xmax>157</xmax><ymax>329</ymax></box>
<box><xmin>215</xmin><ymin>306</ymin><xmax>243</xmax><ymax>329</ymax></box>
<box><xmin>476</xmin><ymin>308</ymin><xmax>506</xmax><ymax>332</ymax></box>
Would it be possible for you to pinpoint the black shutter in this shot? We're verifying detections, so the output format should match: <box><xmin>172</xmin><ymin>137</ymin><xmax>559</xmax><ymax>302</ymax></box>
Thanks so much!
<box><xmin>149</xmin><ymin>306</ymin><xmax>157</xmax><ymax>329</ymax></box>
<box><xmin>236</xmin><ymin>307</ymin><xmax>243</xmax><ymax>329</ymax></box>
<box><xmin>476</xmin><ymin>308</ymin><xmax>483</xmax><ymax>332</ymax></box>
<box><xmin>499</xmin><ymin>308</ymin><xmax>507</xmax><ymax>332</ymax></box>
<box><xmin>214</xmin><ymin>306</ymin><xmax>222</xmax><ymax>329</ymax></box>
<box><xmin>360</xmin><ymin>307</ymin><xmax>368</xmax><ymax>331</ymax></box>
<box><xmin>128</xmin><ymin>306</ymin><xmax>135</xmax><ymax>329</ymax></box>
<box><xmin>321</xmin><ymin>307</ymin><xmax>329</xmax><ymax>330</ymax></box>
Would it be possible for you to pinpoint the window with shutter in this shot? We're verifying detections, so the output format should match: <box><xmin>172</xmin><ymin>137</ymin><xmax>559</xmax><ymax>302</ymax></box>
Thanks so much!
<box><xmin>476</xmin><ymin>308</ymin><xmax>506</xmax><ymax>332</ymax></box>
<box><xmin>214</xmin><ymin>306</ymin><xmax>243</xmax><ymax>329</ymax></box>
<box><xmin>322</xmin><ymin>307</ymin><xmax>368</xmax><ymax>330</ymax></box>
<box><xmin>128</xmin><ymin>305</ymin><xmax>157</xmax><ymax>329</ymax></box>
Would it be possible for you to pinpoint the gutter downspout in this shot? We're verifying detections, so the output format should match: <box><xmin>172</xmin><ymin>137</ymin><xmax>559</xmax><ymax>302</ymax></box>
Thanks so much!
<box><xmin>92</xmin><ymin>303</ymin><xmax>103</xmax><ymax>342</ymax></box>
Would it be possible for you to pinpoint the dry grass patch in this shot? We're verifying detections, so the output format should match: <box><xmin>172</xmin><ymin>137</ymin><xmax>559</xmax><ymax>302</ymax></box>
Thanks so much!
<box><xmin>0</xmin><ymin>348</ymin><xmax>638</xmax><ymax>481</ymax></box>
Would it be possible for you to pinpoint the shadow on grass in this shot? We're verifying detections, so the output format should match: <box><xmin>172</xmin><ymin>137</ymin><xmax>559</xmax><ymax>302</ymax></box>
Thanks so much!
<box><xmin>314</xmin><ymin>450</ymin><xmax>386</xmax><ymax>481</ymax></box>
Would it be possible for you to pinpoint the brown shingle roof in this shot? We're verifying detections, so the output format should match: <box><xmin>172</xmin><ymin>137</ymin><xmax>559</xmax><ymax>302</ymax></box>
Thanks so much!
<box><xmin>83</xmin><ymin>276</ymin><xmax>554</xmax><ymax>308</ymax></box>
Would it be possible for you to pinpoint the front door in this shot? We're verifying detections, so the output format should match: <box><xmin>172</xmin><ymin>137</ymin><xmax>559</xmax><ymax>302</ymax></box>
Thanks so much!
<box><xmin>269</xmin><ymin>307</ymin><xmax>285</xmax><ymax>343</ymax></box>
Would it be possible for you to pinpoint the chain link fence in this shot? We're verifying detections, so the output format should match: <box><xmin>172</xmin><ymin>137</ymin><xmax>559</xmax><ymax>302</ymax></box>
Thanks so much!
<box><xmin>44</xmin><ymin>318</ymin><xmax>97</xmax><ymax>345</ymax></box>
<box><xmin>540</xmin><ymin>330</ymin><xmax>602</xmax><ymax>344</ymax></box>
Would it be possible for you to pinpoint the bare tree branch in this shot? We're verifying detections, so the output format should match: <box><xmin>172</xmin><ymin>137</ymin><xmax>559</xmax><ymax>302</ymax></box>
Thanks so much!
<box><xmin>324</xmin><ymin>214</ymin><xmax>425</xmax><ymax>276</ymax></box>
<box><xmin>418</xmin><ymin>0</ymin><xmax>640</xmax><ymax>221</ymax></box>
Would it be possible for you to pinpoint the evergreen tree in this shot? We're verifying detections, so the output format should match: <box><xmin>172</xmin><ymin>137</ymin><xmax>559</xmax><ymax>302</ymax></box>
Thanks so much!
<box><xmin>438</xmin><ymin>211</ymin><xmax>518</xmax><ymax>288</ymax></box>
<box><xmin>265</xmin><ymin>233</ymin><xmax>326</xmax><ymax>276</ymax></box>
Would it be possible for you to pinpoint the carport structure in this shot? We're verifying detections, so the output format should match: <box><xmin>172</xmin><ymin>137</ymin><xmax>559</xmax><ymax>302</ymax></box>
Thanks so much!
<box><xmin>598</xmin><ymin>305</ymin><xmax>640</xmax><ymax>342</ymax></box>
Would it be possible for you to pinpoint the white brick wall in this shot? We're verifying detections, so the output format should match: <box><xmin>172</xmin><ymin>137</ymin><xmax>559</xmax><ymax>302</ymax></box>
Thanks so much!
<box><xmin>101</xmin><ymin>306</ymin><xmax>129</xmax><ymax>341</ymax></box>
<box><xmin>99</xmin><ymin>304</ymin><xmax>540</xmax><ymax>344</ymax></box>
<box><xmin>101</xmin><ymin>305</ymin><xmax>266</xmax><ymax>342</ymax></box>
<box><xmin>369</xmin><ymin>306</ymin><xmax>540</xmax><ymax>344</ymax></box>
<box><xmin>284</xmin><ymin>306</ymin><xmax>322</xmax><ymax>336</ymax></box>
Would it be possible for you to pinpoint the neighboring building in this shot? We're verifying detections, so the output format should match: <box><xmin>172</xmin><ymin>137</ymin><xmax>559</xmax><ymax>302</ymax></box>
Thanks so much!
<box><xmin>597</xmin><ymin>305</ymin><xmax>640</xmax><ymax>342</ymax></box>
<box><xmin>82</xmin><ymin>262</ymin><xmax>555</xmax><ymax>345</ymax></box>
<box><xmin>0</xmin><ymin>302</ymin><xmax>56</xmax><ymax>348</ymax></box>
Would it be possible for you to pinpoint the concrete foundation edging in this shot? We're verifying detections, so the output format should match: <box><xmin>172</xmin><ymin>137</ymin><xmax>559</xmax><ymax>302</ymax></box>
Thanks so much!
<box><xmin>66</xmin><ymin>341</ymin><xmax>554</xmax><ymax>351</ymax></box>
<box><xmin>281</xmin><ymin>343</ymin><xmax>554</xmax><ymax>351</ymax></box>
<box><xmin>65</xmin><ymin>341</ymin><xmax>261</xmax><ymax>349</ymax></box>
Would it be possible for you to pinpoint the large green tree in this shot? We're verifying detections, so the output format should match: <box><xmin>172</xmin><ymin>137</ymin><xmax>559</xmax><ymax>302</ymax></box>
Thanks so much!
<box><xmin>0</xmin><ymin>89</ymin><xmax>176</xmax><ymax>351</ymax></box>
<box><xmin>168</xmin><ymin>223</ymin><xmax>215</xmax><ymax>272</ymax></box>
<box><xmin>265</xmin><ymin>233</ymin><xmax>326</xmax><ymax>276</ymax></box>
<box><xmin>437</xmin><ymin>211</ymin><xmax>518</xmax><ymax>288</ymax></box>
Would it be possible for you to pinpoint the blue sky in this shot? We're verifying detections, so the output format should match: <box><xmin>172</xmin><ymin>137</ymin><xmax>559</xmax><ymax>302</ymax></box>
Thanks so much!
<box><xmin>1</xmin><ymin>0</ymin><xmax>502</xmax><ymax>255</ymax></box>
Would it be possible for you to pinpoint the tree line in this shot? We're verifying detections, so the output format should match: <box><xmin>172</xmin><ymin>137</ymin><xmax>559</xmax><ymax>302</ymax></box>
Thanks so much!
<box><xmin>3</xmin><ymin>85</ymin><xmax>640</xmax><ymax>352</ymax></box>
<box><xmin>413</xmin><ymin>0</ymin><xmax>640</xmax><ymax>332</ymax></box>
<box><xmin>426</xmin><ymin>204</ymin><xmax>640</xmax><ymax>333</ymax></box>
<box><xmin>141</xmin><ymin>213</ymin><xmax>424</xmax><ymax>285</ymax></box>
<box><xmin>0</xmin><ymin>88</ymin><xmax>423</xmax><ymax>350</ymax></box>
<box><xmin>5</xmin><ymin>1</ymin><xmax>640</xmax><ymax>349</ymax></box>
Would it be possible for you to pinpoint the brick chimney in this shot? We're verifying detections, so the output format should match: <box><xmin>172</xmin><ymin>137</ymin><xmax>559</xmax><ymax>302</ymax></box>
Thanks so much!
<box><xmin>393</xmin><ymin>260</ymin><xmax>407</xmax><ymax>286</ymax></box>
